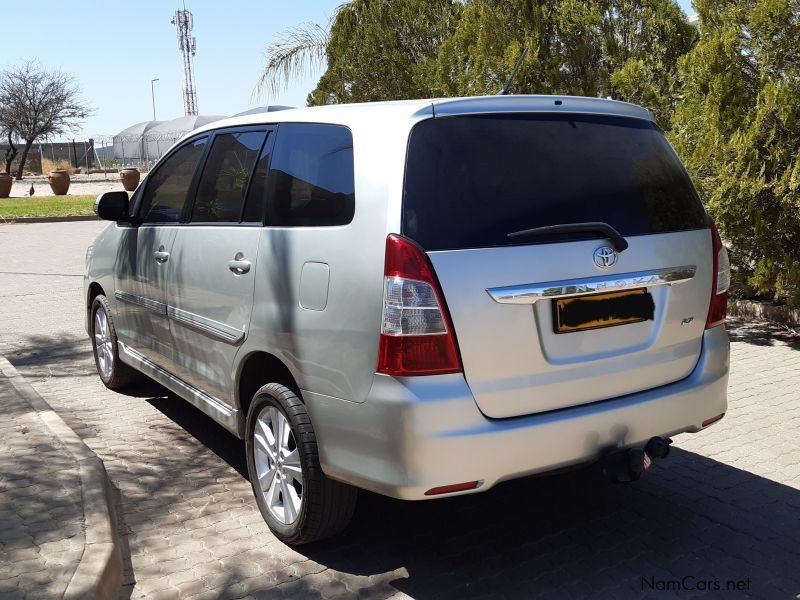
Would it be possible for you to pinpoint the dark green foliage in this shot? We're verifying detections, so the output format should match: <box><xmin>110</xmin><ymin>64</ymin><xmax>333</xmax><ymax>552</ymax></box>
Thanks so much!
<box><xmin>260</xmin><ymin>0</ymin><xmax>800</xmax><ymax>303</ymax></box>
<box><xmin>308</xmin><ymin>0</ymin><xmax>461</xmax><ymax>105</ymax></box>
<box><xmin>309</xmin><ymin>0</ymin><xmax>696</xmax><ymax>126</ymax></box>
<box><xmin>671</xmin><ymin>0</ymin><xmax>800</xmax><ymax>303</ymax></box>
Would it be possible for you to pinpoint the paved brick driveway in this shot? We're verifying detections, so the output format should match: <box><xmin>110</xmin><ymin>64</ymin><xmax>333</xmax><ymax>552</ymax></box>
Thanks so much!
<box><xmin>1</xmin><ymin>220</ymin><xmax>798</xmax><ymax>599</ymax></box>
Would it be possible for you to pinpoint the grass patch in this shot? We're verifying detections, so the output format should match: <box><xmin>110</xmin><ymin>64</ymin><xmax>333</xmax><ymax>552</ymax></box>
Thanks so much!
<box><xmin>0</xmin><ymin>194</ymin><xmax>96</xmax><ymax>219</ymax></box>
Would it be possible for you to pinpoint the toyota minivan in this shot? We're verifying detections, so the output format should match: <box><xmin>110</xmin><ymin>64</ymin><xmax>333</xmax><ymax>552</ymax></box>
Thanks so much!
<box><xmin>85</xmin><ymin>95</ymin><xmax>730</xmax><ymax>544</ymax></box>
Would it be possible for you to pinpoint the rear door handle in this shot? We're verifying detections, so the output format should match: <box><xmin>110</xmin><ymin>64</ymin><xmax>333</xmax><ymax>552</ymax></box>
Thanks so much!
<box><xmin>228</xmin><ymin>253</ymin><xmax>251</xmax><ymax>274</ymax></box>
<box><xmin>153</xmin><ymin>250</ymin><xmax>170</xmax><ymax>263</ymax></box>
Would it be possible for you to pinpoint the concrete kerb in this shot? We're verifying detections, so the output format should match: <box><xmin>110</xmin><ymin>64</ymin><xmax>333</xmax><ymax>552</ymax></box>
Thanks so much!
<box><xmin>0</xmin><ymin>356</ymin><xmax>121</xmax><ymax>599</ymax></box>
<box><xmin>0</xmin><ymin>215</ymin><xmax>100</xmax><ymax>225</ymax></box>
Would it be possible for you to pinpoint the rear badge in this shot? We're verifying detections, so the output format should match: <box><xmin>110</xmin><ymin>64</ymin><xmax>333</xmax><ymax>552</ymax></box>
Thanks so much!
<box><xmin>593</xmin><ymin>246</ymin><xmax>618</xmax><ymax>269</ymax></box>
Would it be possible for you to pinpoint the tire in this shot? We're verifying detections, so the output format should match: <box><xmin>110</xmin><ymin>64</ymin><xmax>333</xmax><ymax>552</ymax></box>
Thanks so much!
<box><xmin>90</xmin><ymin>295</ymin><xmax>143</xmax><ymax>390</ymax></box>
<box><xmin>245</xmin><ymin>383</ymin><xmax>357</xmax><ymax>545</ymax></box>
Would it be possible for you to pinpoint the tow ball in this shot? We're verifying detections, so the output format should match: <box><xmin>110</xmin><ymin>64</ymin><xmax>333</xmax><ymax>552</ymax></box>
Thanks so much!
<box><xmin>602</xmin><ymin>436</ymin><xmax>673</xmax><ymax>483</ymax></box>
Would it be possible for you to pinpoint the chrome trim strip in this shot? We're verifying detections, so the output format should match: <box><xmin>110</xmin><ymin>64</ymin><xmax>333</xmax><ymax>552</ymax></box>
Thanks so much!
<box><xmin>118</xmin><ymin>342</ymin><xmax>241</xmax><ymax>437</ymax></box>
<box><xmin>166</xmin><ymin>306</ymin><xmax>245</xmax><ymax>345</ymax></box>
<box><xmin>486</xmin><ymin>266</ymin><xmax>697</xmax><ymax>304</ymax></box>
<box><xmin>114</xmin><ymin>290</ymin><xmax>167</xmax><ymax>314</ymax></box>
<box><xmin>114</xmin><ymin>291</ymin><xmax>244</xmax><ymax>344</ymax></box>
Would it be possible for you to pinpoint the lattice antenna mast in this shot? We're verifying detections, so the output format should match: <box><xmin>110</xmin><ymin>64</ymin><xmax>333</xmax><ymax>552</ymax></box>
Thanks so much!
<box><xmin>171</xmin><ymin>5</ymin><xmax>198</xmax><ymax>116</ymax></box>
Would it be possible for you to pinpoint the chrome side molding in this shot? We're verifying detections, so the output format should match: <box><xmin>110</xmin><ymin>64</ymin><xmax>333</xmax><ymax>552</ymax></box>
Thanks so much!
<box><xmin>115</xmin><ymin>290</ymin><xmax>167</xmax><ymax>314</ymax></box>
<box><xmin>166</xmin><ymin>306</ymin><xmax>245</xmax><ymax>345</ymax></box>
<box><xmin>115</xmin><ymin>290</ymin><xmax>244</xmax><ymax>345</ymax></box>
<box><xmin>486</xmin><ymin>266</ymin><xmax>697</xmax><ymax>304</ymax></box>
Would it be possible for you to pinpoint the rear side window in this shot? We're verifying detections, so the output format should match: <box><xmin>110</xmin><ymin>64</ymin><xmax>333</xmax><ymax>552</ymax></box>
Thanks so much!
<box><xmin>266</xmin><ymin>124</ymin><xmax>355</xmax><ymax>226</ymax></box>
<box><xmin>403</xmin><ymin>114</ymin><xmax>707</xmax><ymax>251</ymax></box>
<box><xmin>191</xmin><ymin>131</ymin><xmax>267</xmax><ymax>223</ymax></box>
<box><xmin>139</xmin><ymin>137</ymin><xmax>207</xmax><ymax>223</ymax></box>
<box><xmin>241</xmin><ymin>134</ymin><xmax>274</xmax><ymax>223</ymax></box>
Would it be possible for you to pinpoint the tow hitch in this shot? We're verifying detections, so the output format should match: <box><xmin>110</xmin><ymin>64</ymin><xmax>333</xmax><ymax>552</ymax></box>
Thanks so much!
<box><xmin>602</xmin><ymin>436</ymin><xmax>672</xmax><ymax>483</ymax></box>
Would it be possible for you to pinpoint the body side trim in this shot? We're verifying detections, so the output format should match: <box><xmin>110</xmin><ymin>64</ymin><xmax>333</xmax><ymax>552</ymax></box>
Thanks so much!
<box><xmin>114</xmin><ymin>291</ymin><xmax>244</xmax><ymax>345</ymax></box>
<box><xmin>166</xmin><ymin>306</ymin><xmax>245</xmax><ymax>345</ymax></box>
<box><xmin>114</xmin><ymin>290</ymin><xmax>167</xmax><ymax>314</ymax></box>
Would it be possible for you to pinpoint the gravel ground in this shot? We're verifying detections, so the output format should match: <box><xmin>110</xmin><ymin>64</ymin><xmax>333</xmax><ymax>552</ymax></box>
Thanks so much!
<box><xmin>9</xmin><ymin>175</ymin><xmax>132</xmax><ymax>198</ymax></box>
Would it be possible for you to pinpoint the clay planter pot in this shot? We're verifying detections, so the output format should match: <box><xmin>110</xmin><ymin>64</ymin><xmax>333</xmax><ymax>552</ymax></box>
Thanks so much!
<box><xmin>0</xmin><ymin>172</ymin><xmax>12</xmax><ymax>198</ymax></box>
<box><xmin>120</xmin><ymin>167</ymin><xmax>141</xmax><ymax>192</ymax></box>
<box><xmin>48</xmin><ymin>169</ymin><xmax>71</xmax><ymax>195</ymax></box>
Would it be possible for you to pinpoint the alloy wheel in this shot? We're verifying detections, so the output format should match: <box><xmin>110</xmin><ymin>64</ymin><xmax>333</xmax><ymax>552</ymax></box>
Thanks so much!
<box><xmin>93</xmin><ymin>307</ymin><xmax>114</xmax><ymax>379</ymax></box>
<box><xmin>252</xmin><ymin>406</ymin><xmax>303</xmax><ymax>524</ymax></box>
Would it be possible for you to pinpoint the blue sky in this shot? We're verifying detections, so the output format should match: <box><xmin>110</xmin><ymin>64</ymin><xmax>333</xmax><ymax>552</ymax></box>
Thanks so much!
<box><xmin>3</xmin><ymin>0</ymin><xmax>695</xmax><ymax>140</ymax></box>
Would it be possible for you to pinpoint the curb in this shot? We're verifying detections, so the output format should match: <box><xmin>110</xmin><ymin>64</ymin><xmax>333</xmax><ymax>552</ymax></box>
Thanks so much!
<box><xmin>0</xmin><ymin>356</ymin><xmax>121</xmax><ymax>599</ymax></box>
<box><xmin>729</xmin><ymin>299</ymin><xmax>800</xmax><ymax>329</ymax></box>
<box><xmin>0</xmin><ymin>215</ymin><xmax>100</xmax><ymax>225</ymax></box>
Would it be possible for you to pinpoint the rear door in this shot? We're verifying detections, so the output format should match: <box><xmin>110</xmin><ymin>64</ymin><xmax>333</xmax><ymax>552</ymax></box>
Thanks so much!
<box><xmin>402</xmin><ymin>113</ymin><xmax>712</xmax><ymax>419</ymax></box>
<box><xmin>166</xmin><ymin>128</ymin><xmax>273</xmax><ymax>403</ymax></box>
<box><xmin>115</xmin><ymin>136</ymin><xmax>208</xmax><ymax>368</ymax></box>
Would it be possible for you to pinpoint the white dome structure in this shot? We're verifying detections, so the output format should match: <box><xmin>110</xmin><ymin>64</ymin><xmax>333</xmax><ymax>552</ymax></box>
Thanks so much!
<box><xmin>142</xmin><ymin>115</ymin><xmax>227</xmax><ymax>160</ymax></box>
<box><xmin>112</xmin><ymin>120</ymin><xmax>163</xmax><ymax>161</ymax></box>
<box><xmin>112</xmin><ymin>115</ymin><xmax>226</xmax><ymax>163</ymax></box>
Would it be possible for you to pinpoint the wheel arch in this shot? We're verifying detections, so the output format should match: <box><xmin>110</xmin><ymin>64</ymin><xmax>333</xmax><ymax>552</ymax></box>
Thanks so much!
<box><xmin>88</xmin><ymin>282</ymin><xmax>105</xmax><ymax>307</ymax></box>
<box><xmin>87</xmin><ymin>282</ymin><xmax>105</xmax><ymax>330</ymax></box>
<box><xmin>236</xmin><ymin>351</ymin><xmax>303</xmax><ymax>419</ymax></box>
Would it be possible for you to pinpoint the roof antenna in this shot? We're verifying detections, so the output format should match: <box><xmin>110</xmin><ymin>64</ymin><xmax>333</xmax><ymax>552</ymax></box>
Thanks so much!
<box><xmin>497</xmin><ymin>48</ymin><xmax>528</xmax><ymax>95</ymax></box>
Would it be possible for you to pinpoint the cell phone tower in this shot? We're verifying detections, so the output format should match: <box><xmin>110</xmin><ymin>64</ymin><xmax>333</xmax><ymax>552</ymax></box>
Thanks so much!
<box><xmin>171</xmin><ymin>3</ymin><xmax>198</xmax><ymax>116</ymax></box>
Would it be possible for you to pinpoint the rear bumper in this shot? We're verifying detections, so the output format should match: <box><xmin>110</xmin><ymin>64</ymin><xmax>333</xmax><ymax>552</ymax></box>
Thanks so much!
<box><xmin>304</xmin><ymin>326</ymin><xmax>729</xmax><ymax>500</ymax></box>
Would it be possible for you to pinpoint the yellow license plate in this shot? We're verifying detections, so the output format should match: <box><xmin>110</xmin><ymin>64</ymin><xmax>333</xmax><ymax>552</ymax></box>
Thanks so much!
<box><xmin>554</xmin><ymin>288</ymin><xmax>654</xmax><ymax>334</ymax></box>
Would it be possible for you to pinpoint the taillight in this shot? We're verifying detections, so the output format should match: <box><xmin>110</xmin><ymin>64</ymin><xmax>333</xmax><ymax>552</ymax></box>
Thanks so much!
<box><xmin>377</xmin><ymin>234</ymin><xmax>462</xmax><ymax>376</ymax></box>
<box><xmin>706</xmin><ymin>216</ymin><xmax>730</xmax><ymax>329</ymax></box>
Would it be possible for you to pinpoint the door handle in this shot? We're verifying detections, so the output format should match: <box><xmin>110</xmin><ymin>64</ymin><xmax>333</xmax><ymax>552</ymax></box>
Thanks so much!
<box><xmin>153</xmin><ymin>250</ymin><xmax>170</xmax><ymax>263</ymax></box>
<box><xmin>228</xmin><ymin>253</ymin><xmax>251</xmax><ymax>274</ymax></box>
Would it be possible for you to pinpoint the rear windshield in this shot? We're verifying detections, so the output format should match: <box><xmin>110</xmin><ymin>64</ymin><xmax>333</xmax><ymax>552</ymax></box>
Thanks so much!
<box><xmin>403</xmin><ymin>113</ymin><xmax>707</xmax><ymax>251</ymax></box>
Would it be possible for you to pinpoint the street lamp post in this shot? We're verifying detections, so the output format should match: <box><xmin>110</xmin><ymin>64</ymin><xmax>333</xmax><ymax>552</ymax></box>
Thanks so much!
<box><xmin>150</xmin><ymin>78</ymin><xmax>159</xmax><ymax>120</ymax></box>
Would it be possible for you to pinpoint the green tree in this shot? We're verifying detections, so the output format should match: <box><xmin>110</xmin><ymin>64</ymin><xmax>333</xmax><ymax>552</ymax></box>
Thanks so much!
<box><xmin>670</xmin><ymin>0</ymin><xmax>800</xmax><ymax>304</ymax></box>
<box><xmin>308</xmin><ymin>0</ymin><xmax>461</xmax><ymax>105</ymax></box>
<box><xmin>432</xmin><ymin>0</ymin><xmax>696</xmax><ymax>123</ymax></box>
<box><xmin>259</xmin><ymin>0</ymin><xmax>693</xmax><ymax>121</ymax></box>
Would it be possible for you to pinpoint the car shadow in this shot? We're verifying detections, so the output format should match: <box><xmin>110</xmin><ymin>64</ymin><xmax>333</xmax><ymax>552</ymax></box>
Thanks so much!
<box><xmin>727</xmin><ymin>317</ymin><xmax>800</xmax><ymax>350</ymax></box>
<box><xmin>144</xmin><ymin>388</ymin><xmax>248</xmax><ymax>479</ymax></box>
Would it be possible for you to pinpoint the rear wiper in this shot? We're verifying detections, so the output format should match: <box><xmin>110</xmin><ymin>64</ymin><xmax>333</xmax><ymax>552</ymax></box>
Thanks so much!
<box><xmin>507</xmin><ymin>222</ymin><xmax>629</xmax><ymax>252</ymax></box>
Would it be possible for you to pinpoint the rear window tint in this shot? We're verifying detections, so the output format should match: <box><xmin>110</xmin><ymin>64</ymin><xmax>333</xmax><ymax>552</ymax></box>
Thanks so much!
<box><xmin>266</xmin><ymin>123</ymin><xmax>355</xmax><ymax>227</ymax></box>
<box><xmin>403</xmin><ymin>114</ymin><xmax>707</xmax><ymax>251</ymax></box>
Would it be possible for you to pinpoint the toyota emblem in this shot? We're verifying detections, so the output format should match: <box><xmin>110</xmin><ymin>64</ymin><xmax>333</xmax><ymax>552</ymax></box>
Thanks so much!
<box><xmin>593</xmin><ymin>246</ymin><xmax>618</xmax><ymax>269</ymax></box>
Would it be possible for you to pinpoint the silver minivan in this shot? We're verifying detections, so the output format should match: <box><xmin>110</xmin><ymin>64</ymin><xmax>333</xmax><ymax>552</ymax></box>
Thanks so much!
<box><xmin>85</xmin><ymin>95</ymin><xmax>730</xmax><ymax>544</ymax></box>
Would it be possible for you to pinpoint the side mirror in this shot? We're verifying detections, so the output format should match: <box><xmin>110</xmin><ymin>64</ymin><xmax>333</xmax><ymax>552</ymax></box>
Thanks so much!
<box><xmin>94</xmin><ymin>191</ymin><xmax>132</xmax><ymax>222</ymax></box>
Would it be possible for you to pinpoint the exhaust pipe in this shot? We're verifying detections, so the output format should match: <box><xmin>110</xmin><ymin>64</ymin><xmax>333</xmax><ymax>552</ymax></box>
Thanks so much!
<box><xmin>602</xmin><ymin>436</ymin><xmax>672</xmax><ymax>483</ymax></box>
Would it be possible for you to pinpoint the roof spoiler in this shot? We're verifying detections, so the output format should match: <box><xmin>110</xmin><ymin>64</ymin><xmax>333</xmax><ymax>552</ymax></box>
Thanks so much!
<box><xmin>232</xmin><ymin>105</ymin><xmax>295</xmax><ymax>117</ymax></box>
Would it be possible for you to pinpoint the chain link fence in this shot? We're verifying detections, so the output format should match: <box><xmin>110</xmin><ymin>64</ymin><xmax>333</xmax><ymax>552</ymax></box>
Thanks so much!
<box><xmin>93</xmin><ymin>130</ymin><xmax>188</xmax><ymax>172</ymax></box>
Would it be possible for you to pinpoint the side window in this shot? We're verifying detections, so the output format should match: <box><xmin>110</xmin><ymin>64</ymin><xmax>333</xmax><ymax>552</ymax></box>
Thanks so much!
<box><xmin>191</xmin><ymin>131</ymin><xmax>267</xmax><ymax>223</ymax></box>
<box><xmin>139</xmin><ymin>137</ymin><xmax>207</xmax><ymax>223</ymax></box>
<box><xmin>241</xmin><ymin>134</ymin><xmax>274</xmax><ymax>223</ymax></box>
<box><xmin>266</xmin><ymin>124</ymin><xmax>355</xmax><ymax>226</ymax></box>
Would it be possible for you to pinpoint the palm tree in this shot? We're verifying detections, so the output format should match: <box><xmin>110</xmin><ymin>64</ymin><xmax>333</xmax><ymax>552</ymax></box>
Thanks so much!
<box><xmin>255</xmin><ymin>4</ymin><xmax>350</xmax><ymax>100</ymax></box>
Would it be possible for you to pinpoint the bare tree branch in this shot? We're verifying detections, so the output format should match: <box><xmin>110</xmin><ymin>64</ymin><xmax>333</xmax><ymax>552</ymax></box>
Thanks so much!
<box><xmin>0</xmin><ymin>61</ymin><xmax>92</xmax><ymax>179</ymax></box>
